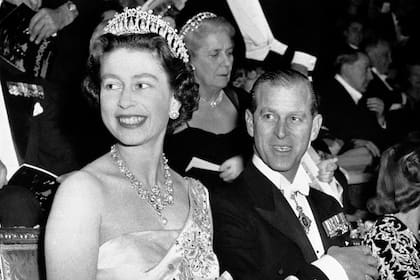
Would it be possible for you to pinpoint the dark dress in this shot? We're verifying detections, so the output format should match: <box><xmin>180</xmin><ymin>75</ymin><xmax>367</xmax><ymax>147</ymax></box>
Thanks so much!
<box><xmin>363</xmin><ymin>215</ymin><xmax>420</xmax><ymax>280</ymax></box>
<box><xmin>164</xmin><ymin>86</ymin><xmax>252</xmax><ymax>193</ymax></box>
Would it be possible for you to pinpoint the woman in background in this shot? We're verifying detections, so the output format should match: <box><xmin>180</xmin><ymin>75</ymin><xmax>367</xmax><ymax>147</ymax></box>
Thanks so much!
<box><xmin>364</xmin><ymin>137</ymin><xmax>420</xmax><ymax>279</ymax></box>
<box><xmin>45</xmin><ymin>7</ymin><xmax>230</xmax><ymax>279</ymax></box>
<box><xmin>164</xmin><ymin>12</ymin><xmax>252</xmax><ymax>193</ymax></box>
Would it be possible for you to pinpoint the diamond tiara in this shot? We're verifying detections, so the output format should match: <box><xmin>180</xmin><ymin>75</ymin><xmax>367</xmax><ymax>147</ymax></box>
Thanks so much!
<box><xmin>179</xmin><ymin>12</ymin><xmax>217</xmax><ymax>38</ymax></box>
<box><xmin>104</xmin><ymin>7</ymin><xmax>189</xmax><ymax>63</ymax></box>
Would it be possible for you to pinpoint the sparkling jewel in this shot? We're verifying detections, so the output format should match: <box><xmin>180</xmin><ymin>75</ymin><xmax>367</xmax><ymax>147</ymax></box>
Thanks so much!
<box><xmin>201</xmin><ymin>90</ymin><xmax>224</xmax><ymax>108</ymax></box>
<box><xmin>180</xmin><ymin>12</ymin><xmax>217</xmax><ymax>38</ymax></box>
<box><xmin>291</xmin><ymin>192</ymin><xmax>312</xmax><ymax>234</ymax></box>
<box><xmin>110</xmin><ymin>145</ymin><xmax>174</xmax><ymax>224</ymax></box>
<box><xmin>104</xmin><ymin>7</ymin><xmax>189</xmax><ymax>63</ymax></box>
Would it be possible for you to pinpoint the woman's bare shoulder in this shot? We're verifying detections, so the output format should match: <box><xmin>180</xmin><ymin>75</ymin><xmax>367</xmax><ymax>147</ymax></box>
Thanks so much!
<box><xmin>54</xmin><ymin>155</ymin><xmax>113</xmax><ymax>205</ymax></box>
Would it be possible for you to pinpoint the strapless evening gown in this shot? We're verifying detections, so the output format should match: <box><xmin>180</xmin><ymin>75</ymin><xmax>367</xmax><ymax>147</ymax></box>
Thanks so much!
<box><xmin>97</xmin><ymin>178</ymin><xmax>220</xmax><ymax>280</ymax></box>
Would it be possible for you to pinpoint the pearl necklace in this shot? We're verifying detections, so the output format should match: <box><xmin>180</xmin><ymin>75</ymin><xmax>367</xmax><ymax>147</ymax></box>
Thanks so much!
<box><xmin>110</xmin><ymin>145</ymin><xmax>174</xmax><ymax>225</ymax></box>
<box><xmin>201</xmin><ymin>90</ymin><xmax>224</xmax><ymax>108</ymax></box>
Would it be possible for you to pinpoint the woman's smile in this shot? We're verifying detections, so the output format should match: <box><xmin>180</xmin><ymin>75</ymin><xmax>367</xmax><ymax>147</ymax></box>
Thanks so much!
<box><xmin>117</xmin><ymin>115</ymin><xmax>147</xmax><ymax>128</ymax></box>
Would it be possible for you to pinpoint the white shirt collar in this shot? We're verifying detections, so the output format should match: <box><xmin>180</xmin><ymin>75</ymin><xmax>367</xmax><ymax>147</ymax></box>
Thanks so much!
<box><xmin>372</xmin><ymin>67</ymin><xmax>393</xmax><ymax>91</ymax></box>
<box><xmin>335</xmin><ymin>74</ymin><xmax>363</xmax><ymax>104</ymax></box>
<box><xmin>348</xmin><ymin>43</ymin><xmax>359</xmax><ymax>50</ymax></box>
<box><xmin>252</xmin><ymin>154</ymin><xmax>310</xmax><ymax>196</ymax></box>
<box><xmin>371</xmin><ymin>67</ymin><xmax>386</xmax><ymax>80</ymax></box>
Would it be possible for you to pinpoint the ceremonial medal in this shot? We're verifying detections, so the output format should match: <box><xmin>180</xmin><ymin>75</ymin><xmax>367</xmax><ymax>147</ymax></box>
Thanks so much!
<box><xmin>291</xmin><ymin>192</ymin><xmax>312</xmax><ymax>234</ymax></box>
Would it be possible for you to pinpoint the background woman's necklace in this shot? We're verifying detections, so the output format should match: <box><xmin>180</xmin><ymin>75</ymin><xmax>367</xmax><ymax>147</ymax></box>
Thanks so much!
<box><xmin>201</xmin><ymin>90</ymin><xmax>224</xmax><ymax>108</ymax></box>
<box><xmin>110</xmin><ymin>145</ymin><xmax>174</xmax><ymax>225</ymax></box>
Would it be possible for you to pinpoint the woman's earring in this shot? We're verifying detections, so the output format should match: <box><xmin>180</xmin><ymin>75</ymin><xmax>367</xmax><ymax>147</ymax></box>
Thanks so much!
<box><xmin>169</xmin><ymin>97</ymin><xmax>181</xmax><ymax>120</ymax></box>
<box><xmin>169</xmin><ymin>110</ymin><xmax>180</xmax><ymax>120</ymax></box>
<box><xmin>191</xmin><ymin>64</ymin><xmax>196</xmax><ymax>71</ymax></box>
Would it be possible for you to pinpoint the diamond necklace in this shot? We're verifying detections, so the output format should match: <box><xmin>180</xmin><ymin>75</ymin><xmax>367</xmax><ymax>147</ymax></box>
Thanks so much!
<box><xmin>201</xmin><ymin>90</ymin><xmax>224</xmax><ymax>108</ymax></box>
<box><xmin>110</xmin><ymin>144</ymin><xmax>174</xmax><ymax>225</ymax></box>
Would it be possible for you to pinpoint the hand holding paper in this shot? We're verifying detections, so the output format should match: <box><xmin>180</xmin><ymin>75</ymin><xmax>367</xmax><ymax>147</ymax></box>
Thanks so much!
<box><xmin>185</xmin><ymin>157</ymin><xmax>221</xmax><ymax>172</ymax></box>
<box><xmin>219</xmin><ymin>155</ymin><xmax>244</xmax><ymax>182</ymax></box>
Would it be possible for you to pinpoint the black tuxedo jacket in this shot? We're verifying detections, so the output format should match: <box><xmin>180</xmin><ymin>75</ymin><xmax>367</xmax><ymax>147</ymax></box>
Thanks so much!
<box><xmin>0</xmin><ymin>59</ymin><xmax>78</xmax><ymax>175</ymax></box>
<box><xmin>320</xmin><ymin>78</ymin><xmax>388</xmax><ymax>150</ymax></box>
<box><xmin>212</xmin><ymin>163</ymin><xmax>347</xmax><ymax>280</ymax></box>
<box><xmin>365</xmin><ymin>72</ymin><xmax>410</xmax><ymax>144</ymax></box>
<box><xmin>41</xmin><ymin>0</ymin><xmax>104</xmax><ymax>88</ymax></box>
<box><xmin>366</xmin><ymin>71</ymin><xmax>402</xmax><ymax>110</ymax></box>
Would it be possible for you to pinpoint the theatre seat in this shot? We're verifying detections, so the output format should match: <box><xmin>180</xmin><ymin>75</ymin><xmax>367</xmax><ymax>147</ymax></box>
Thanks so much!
<box><xmin>0</xmin><ymin>227</ymin><xmax>42</xmax><ymax>280</ymax></box>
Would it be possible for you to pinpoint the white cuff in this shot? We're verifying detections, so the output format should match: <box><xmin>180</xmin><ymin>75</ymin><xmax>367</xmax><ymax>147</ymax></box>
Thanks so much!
<box><xmin>402</xmin><ymin>92</ymin><xmax>407</xmax><ymax>105</ymax></box>
<box><xmin>271</xmin><ymin>39</ymin><xmax>288</xmax><ymax>56</ymax></box>
<box><xmin>292</xmin><ymin>51</ymin><xmax>317</xmax><ymax>71</ymax></box>
<box><xmin>245</xmin><ymin>43</ymin><xmax>271</xmax><ymax>61</ymax></box>
<box><xmin>312</xmin><ymin>254</ymin><xmax>349</xmax><ymax>280</ymax></box>
<box><xmin>245</xmin><ymin>38</ymin><xmax>288</xmax><ymax>61</ymax></box>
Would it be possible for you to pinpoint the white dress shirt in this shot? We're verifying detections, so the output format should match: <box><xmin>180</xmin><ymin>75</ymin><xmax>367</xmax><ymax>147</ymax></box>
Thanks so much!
<box><xmin>252</xmin><ymin>154</ymin><xmax>349</xmax><ymax>280</ymax></box>
<box><xmin>335</xmin><ymin>74</ymin><xmax>362</xmax><ymax>104</ymax></box>
<box><xmin>226</xmin><ymin>0</ymin><xmax>316</xmax><ymax>71</ymax></box>
<box><xmin>371</xmin><ymin>67</ymin><xmax>393</xmax><ymax>91</ymax></box>
<box><xmin>336</xmin><ymin>73</ymin><xmax>388</xmax><ymax>128</ymax></box>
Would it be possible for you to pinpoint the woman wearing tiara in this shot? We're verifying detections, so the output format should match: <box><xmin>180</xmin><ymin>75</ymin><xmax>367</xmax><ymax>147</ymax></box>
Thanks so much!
<box><xmin>44</xmin><ymin>7</ymin><xmax>230</xmax><ymax>280</ymax></box>
<box><xmin>164</xmin><ymin>12</ymin><xmax>252</xmax><ymax>193</ymax></box>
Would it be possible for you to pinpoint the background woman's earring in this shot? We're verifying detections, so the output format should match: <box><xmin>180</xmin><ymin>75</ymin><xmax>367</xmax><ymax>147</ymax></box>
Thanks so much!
<box><xmin>191</xmin><ymin>64</ymin><xmax>196</xmax><ymax>71</ymax></box>
<box><xmin>169</xmin><ymin>110</ymin><xmax>180</xmax><ymax>120</ymax></box>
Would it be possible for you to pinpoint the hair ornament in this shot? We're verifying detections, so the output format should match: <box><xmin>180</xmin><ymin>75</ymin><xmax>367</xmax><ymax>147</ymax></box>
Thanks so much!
<box><xmin>179</xmin><ymin>12</ymin><xmax>217</xmax><ymax>38</ymax></box>
<box><xmin>104</xmin><ymin>7</ymin><xmax>189</xmax><ymax>63</ymax></box>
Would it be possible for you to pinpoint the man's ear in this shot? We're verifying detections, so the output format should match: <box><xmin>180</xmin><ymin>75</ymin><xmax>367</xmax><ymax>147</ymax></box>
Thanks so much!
<box><xmin>341</xmin><ymin>63</ymin><xmax>351</xmax><ymax>79</ymax></box>
<box><xmin>245</xmin><ymin>109</ymin><xmax>254</xmax><ymax>137</ymax></box>
<box><xmin>310</xmin><ymin>113</ymin><xmax>322</xmax><ymax>142</ymax></box>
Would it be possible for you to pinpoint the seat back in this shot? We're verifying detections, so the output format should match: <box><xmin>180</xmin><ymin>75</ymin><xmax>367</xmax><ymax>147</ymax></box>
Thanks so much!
<box><xmin>0</xmin><ymin>228</ymin><xmax>41</xmax><ymax>280</ymax></box>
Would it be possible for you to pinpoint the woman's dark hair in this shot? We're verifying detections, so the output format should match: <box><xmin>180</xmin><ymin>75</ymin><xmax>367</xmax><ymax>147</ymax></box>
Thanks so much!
<box><xmin>83</xmin><ymin>32</ymin><xmax>199</xmax><ymax>133</ymax></box>
<box><xmin>367</xmin><ymin>138</ymin><xmax>420</xmax><ymax>215</ymax></box>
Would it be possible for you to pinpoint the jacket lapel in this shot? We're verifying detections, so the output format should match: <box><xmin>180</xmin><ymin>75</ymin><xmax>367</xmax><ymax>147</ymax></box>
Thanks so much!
<box><xmin>307</xmin><ymin>193</ymin><xmax>330</xmax><ymax>250</ymax></box>
<box><xmin>307</xmin><ymin>188</ymin><xmax>348</xmax><ymax>249</ymax></box>
<box><xmin>244</xmin><ymin>164</ymin><xmax>318</xmax><ymax>262</ymax></box>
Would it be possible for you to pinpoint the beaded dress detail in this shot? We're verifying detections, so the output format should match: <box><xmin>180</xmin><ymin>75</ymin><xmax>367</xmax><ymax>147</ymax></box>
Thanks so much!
<box><xmin>363</xmin><ymin>215</ymin><xmax>420</xmax><ymax>280</ymax></box>
<box><xmin>97</xmin><ymin>178</ymin><xmax>219</xmax><ymax>280</ymax></box>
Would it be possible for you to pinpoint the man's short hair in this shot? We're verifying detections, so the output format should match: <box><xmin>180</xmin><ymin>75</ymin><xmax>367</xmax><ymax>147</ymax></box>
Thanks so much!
<box><xmin>334</xmin><ymin>50</ymin><xmax>366</xmax><ymax>74</ymax></box>
<box><xmin>249</xmin><ymin>69</ymin><xmax>319</xmax><ymax>115</ymax></box>
<box><xmin>364</xmin><ymin>36</ymin><xmax>390</xmax><ymax>54</ymax></box>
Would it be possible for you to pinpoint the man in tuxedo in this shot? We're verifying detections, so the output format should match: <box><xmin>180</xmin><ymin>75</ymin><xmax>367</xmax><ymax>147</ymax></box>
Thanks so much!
<box><xmin>365</xmin><ymin>37</ymin><xmax>408</xmax><ymax>144</ymax></box>
<box><xmin>320</xmin><ymin>50</ymin><xmax>388</xmax><ymax>154</ymax></box>
<box><xmin>0</xmin><ymin>57</ymin><xmax>78</xmax><ymax>226</ymax></box>
<box><xmin>2</xmin><ymin>0</ymin><xmax>109</xmax><ymax>164</ymax></box>
<box><xmin>0</xmin><ymin>58</ymin><xmax>78</xmax><ymax>175</ymax></box>
<box><xmin>212</xmin><ymin>69</ymin><xmax>379</xmax><ymax>280</ymax></box>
